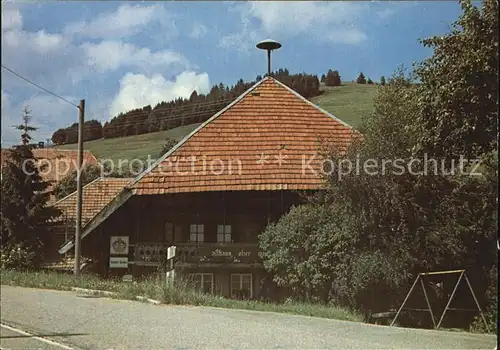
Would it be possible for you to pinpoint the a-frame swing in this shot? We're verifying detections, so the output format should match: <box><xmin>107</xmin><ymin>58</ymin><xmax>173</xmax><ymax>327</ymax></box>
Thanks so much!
<box><xmin>390</xmin><ymin>269</ymin><xmax>490</xmax><ymax>332</ymax></box>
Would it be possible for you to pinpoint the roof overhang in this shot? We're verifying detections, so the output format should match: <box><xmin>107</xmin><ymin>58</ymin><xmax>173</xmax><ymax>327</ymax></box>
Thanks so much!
<box><xmin>58</xmin><ymin>188</ymin><xmax>133</xmax><ymax>254</ymax></box>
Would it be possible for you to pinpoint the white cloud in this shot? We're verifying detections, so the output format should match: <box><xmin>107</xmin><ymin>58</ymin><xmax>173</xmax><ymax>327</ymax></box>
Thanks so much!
<box><xmin>1</xmin><ymin>90</ymin><xmax>11</xmax><ymax>108</ymax></box>
<box><xmin>248</xmin><ymin>1</ymin><xmax>364</xmax><ymax>37</ymax></box>
<box><xmin>1</xmin><ymin>5</ymin><xmax>22</xmax><ymax>31</ymax></box>
<box><xmin>1</xmin><ymin>3</ymin><xmax>195</xmax><ymax>146</ymax></box>
<box><xmin>65</xmin><ymin>3</ymin><xmax>175</xmax><ymax>39</ymax></box>
<box><xmin>326</xmin><ymin>28</ymin><xmax>368</xmax><ymax>45</ymax></box>
<box><xmin>189</xmin><ymin>23</ymin><xmax>208</xmax><ymax>39</ymax></box>
<box><xmin>220</xmin><ymin>1</ymin><xmax>368</xmax><ymax>51</ymax></box>
<box><xmin>218</xmin><ymin>28</ymin><xmax>258</xmax><ymax>54</ymax></box>
<box><xmin>109</xmin><ymin>71</ymin><xmax>210</xmax><ymax>117</ymax></box>
<box><xmin>1</xmin><ymin>90</ymin><xmax>17</xmax><ymax>145</ymax></box>
<box><xmin>81</xmin><ymin>41</ymin><xmax>188</xmax><ymax>73</ymax></box>
<box><xmin>1</xmin><ymin>13</ymin><xmax>67</xmax><ymax>54</ymax></box>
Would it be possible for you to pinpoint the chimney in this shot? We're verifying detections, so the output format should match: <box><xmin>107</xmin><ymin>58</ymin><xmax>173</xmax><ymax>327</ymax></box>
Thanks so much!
<box><xmin>256</xmin><ymin>39</ymin><xmax>282</xmax><ymax>76</ymax></box>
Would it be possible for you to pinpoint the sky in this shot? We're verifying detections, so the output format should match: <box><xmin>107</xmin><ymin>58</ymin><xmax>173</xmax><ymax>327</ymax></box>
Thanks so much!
<box><xmin>1</xmin><ymin>1</ymin><xmax>465</xmax><ymax>146</ymax></box>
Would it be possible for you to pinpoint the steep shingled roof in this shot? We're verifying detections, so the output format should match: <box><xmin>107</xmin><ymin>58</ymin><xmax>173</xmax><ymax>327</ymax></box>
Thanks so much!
<box><xmin>54</xmin><ymin>177</ymin><xmax>132</xmax><ymax>227</ymax></box>
<box><xmin>128</xmin><ymin>77</ymin><xmax>360</xmax><ymax>195</ymax></box>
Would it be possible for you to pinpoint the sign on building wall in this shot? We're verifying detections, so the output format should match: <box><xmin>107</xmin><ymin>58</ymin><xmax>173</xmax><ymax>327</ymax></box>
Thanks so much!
<box><xmin>110</xmin><ymin>236</ymin><xmax>129</xmax><ymax>255</ymax></box>
<box><xmin>109</xmin><ymin>256</ymin><xmax>128</xmax><ymax>268</ymax></box>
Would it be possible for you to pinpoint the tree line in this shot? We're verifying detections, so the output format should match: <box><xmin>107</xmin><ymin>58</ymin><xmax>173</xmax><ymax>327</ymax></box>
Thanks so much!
<box><xmin>321</xmin><ymin>70</ymin><xmax>385</xmax><ymax>86</ymax></box>
<box><xmin>50</xmin><ymin>70</ymin><xmax>323</xmax><ymax>145</ymax></box>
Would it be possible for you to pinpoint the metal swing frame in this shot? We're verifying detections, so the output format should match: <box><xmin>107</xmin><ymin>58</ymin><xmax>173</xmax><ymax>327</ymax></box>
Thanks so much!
<box><xmin>390</xmin><ymin>269</ymin><xmax>490</xmax><ymax>333</ymax></box>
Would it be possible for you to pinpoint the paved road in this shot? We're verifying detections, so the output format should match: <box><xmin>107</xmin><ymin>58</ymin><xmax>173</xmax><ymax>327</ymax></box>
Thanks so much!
<box><xmin>0</xmin><ymin>286</ymin><xmax>496</xmax><ymax>349</ymax></box>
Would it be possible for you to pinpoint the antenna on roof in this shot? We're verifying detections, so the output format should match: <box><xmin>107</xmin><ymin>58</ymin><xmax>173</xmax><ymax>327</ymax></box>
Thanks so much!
<box><xmin>256</xmin><ymin>39</ymin><xmax>282</xmax><ymax>76</ymax></box>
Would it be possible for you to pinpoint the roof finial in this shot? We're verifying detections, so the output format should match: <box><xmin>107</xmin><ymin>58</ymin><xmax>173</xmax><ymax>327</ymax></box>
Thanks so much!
<box><xmin>256</xmin><ymin>39</ymin><xmax>282</xmax><ymax>76</ymax></box>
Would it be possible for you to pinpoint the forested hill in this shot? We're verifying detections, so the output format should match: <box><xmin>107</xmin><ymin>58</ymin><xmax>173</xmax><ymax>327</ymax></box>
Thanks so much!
<box><xmin>51</xmin><ymin>69</ymin><xmax>323</xmax><ymax>145</ymax></box>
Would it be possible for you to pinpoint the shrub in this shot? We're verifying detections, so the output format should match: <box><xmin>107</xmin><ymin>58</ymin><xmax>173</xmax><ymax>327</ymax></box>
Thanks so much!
<box><xmin>0</xmin><ymin>243</ymin><xmax>37</xmax><ymax>270</ymax></box>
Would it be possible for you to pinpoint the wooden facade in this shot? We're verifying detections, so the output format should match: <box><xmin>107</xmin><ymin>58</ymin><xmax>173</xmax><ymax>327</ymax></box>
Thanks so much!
<box><xmin>80</xmin><ymin>190</ymin><xmax>303</xmax><ymax>299</ymax></box>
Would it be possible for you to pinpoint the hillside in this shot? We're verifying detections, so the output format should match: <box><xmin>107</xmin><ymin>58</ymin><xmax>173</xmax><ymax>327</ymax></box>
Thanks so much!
<box><xmin>58</xmin><ymin>123</ymin><xmax>201</xmax><ymax>164</ymax></box>
<box><xmin>58</xmin><ymin>82</ymin><xmax>378</xmax><ymax>163</ymax></box>
<box><xmin>312</xmin><ymin>82</ymin><xmax>377</xmax><ymax>127</ymax></box>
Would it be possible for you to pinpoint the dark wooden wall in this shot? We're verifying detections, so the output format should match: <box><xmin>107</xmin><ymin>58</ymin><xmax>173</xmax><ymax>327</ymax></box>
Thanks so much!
<box><xmin>50</xmin><ymin>190</ymin><xmax>308</xmax><ymax>276</ymax></box>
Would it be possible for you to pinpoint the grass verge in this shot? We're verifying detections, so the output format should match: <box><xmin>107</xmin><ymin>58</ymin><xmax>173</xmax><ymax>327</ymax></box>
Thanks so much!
<box><xmin>1</xmin><ymin>269</ymin><xmax>363</xmax><ymax>323</ymax></box>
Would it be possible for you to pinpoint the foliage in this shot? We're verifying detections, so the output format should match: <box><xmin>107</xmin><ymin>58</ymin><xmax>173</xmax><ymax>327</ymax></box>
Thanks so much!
<box><xmin>52</xmin><ymin>164</ymin><xmax>102</xmax><ymax>199</ymax></box>
<box><xmin>158</xmin><ymin>138</ymin><xmax>178</xmax><ymax>158</ymax></box>
<box><xmin>324</xmin><ymin>69</ymin><xmax>342</xmax><ymax>86</ymax></box>
<box><xmin>260</xmin><ymin>59</ymin><xmax>498</xmax><ymax>325</ymax></box>
<box><xmin>356</xmin><ymin>72</ymin><xmax>367</xmax><ymax>84</ymax></box>
<box><xmin>413</xmin><ymin>0</ymin><xmax>498</xmax><ymax>162</ymax></box>
<box><xmin>380</xmin><ymin>76</ymin><xmax>386</xmax><ymax>85</ymax></box>
<box><xmin>1</xmin><ymin>118</ymin><xmax>61</xmax><ymax>269</ymax></box>
<box><xmin>0</xmin><ymin>243</ymin><xmax>37</xmax><ymax>270</ymax></box>
<box><xmin>367</xmin><ymin>78</ymin><xmax>374</xmax><ymax>85</ymax></box>
<box><xmin>470</xmin><ymin>266</ymin><xmax>497</xmax><ymax>334</ymax></box>
<box><xmin>259</xmin><ymin>204</ymin><xmax>347</xmax><ymax>303</ymax></box>
<box><xmin>13</xmin><ymin>107</ymin><xmax>37</xmax><ymax>145</ymax></box>
<box><xmin>52</xmin><ymin>119</ymin><xmax>103</xmax><ymax>145</ymax></box>
<box><xmin>269</xmin><ymin>68</ymin><xmax>321</xmax><ymax>98</ymax></box>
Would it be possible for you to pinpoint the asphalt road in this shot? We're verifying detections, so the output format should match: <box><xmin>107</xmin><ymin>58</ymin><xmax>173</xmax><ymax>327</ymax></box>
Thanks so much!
<box><xmin>0</xmin><ymin>285</ymin><xmax>496</xmax><ymax>349</ymax></box>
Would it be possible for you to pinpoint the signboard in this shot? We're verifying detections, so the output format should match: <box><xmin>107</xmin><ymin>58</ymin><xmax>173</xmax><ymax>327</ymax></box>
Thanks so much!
<box><xmin>211</xmin><ymin>248</ymin><xmax>251</xmax><ymax>258</ymax></box>
<box><xmin>109</xmin><ymin>256</ymin><xmax>128</xmax><ymax>268</ymax></box>
<box><xmin>110</xmin><ymin>236</ymin><xmax>129</xmax><ymax>255</ymax></box>
<box><xmin>167</xmin><ymin>246</ymin><xmax>176</xmax><ymax>260</ymax></box>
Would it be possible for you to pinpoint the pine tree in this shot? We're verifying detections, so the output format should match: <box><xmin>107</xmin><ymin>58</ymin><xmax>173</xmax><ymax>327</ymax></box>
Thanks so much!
<box><xmin>1</xmin><ymin>109</ymin><xmax>61</xmax><ymax>269</ymax></box>
<box><xmin>325</xmin><ymin>70</ymin><xmax>341</xmax><ymax>86</ymax></box>
<box><xmin>14</xmin><ymin>107</ymin><xmax>37</xmax><ymax>146</ymax></box>
<box><xmin>356</xmin><ymin>72</ymin><xmax>367</xmax><ymax>84</ymax></box>
<box><xmin>367</xmin><ymin>78</ymin><xmax>374</xmax><ymax>84</ymax></box>
<box><xmin>380</xmin><ymin>76</ymin><xmax>386</xmax><ymax>86</ymax></box>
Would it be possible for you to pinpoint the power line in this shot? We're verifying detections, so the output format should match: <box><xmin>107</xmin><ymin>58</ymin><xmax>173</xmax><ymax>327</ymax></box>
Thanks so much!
<box><xmin>1</xmin><ymin>64</ymin><xmax>80</xmax><ymax>109</ymax></box>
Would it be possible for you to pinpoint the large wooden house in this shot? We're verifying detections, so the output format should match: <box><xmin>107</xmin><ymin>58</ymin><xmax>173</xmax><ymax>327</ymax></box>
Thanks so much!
<box><xmin>55</xmin><ymin>77</ymin><xmax>359</xmax><ymax>299</ymax></box>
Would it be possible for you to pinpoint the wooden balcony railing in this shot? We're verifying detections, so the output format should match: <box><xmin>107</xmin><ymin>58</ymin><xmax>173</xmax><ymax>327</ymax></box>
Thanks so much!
<box><xmin>132</xmin><ymin>242</ymin><xmax>262</xmax><ymax>265</ymax></box>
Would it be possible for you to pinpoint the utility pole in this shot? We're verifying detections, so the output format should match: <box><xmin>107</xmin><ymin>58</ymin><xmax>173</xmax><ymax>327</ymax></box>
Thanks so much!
<box><xmin>74</xmin><ymin>99</ymin><xmax>85</xmax><ymax>276</ymax></box>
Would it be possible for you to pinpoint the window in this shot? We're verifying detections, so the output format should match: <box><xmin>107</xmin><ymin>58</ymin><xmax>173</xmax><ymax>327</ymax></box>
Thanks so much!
<box><xmin>189</xmin><ymin>224</ymin><xmax>204</xmax><ymax>243</ymax></box>
<box><xmin>189</xmin><ymin>273</ymin><xmax>213</xmax><ymax>294</ymax></box>
<box><xmin>164</xmin><ymin>222</ymin><xmax>174</xmax><ymax>242</ymax></box>
<box><xmin>231</xmin><ymin>273</ymin><xmax>252</xmax><ymax>299</ymax></box>
<box><xmin>217</xmin><ymin>224</ymin><xmax>232</xmax><ymax>243</ymax></box>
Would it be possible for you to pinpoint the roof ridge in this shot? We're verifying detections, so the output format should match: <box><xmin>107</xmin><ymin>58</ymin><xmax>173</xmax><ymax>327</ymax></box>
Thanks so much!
<box><xmin>126</xmin><ymin>77</ymin><xmax>269</xmax><ymax>189</ymax></box>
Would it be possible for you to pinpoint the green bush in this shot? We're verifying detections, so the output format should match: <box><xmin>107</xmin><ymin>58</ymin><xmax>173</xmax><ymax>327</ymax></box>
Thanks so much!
<box><xmin>0</xmin><ymin>243</ymin><xmax>37</xmax><ymax>270</ymax></box>
<box><xmin>470</xmin><ymin>267</ymin><xmax>497</xmax><ymax>334</ymax></box>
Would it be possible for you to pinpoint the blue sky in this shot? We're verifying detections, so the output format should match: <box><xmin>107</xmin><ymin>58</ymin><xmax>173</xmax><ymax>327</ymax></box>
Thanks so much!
<box><xmin>1</xmin><ymin>1</ymin><xmax>464</xmax><ymax>146</ymax></box>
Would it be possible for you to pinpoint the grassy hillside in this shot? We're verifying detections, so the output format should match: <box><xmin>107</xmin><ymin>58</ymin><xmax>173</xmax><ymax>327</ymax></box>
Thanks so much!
<box><xmin>58</xmin><ymin>83</ymin><xmax>378</xmax><ymax>162</ymax></box>
<box><xmin>312</xmin><ymin>82</ymin><xmax>377</xmax><ymax>127</ymax></box>
<box><xmin>58</xmin><ymin>123</ymin><xmax>201</xmax><ymax>163</ymax></box>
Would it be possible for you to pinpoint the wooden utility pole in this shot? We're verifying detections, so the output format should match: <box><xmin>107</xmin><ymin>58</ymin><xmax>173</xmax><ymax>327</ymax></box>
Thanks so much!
<box><xmin>74</xmin><ymin>99</ymin><xmax>85</xmax><ymax>276</ymax></box>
